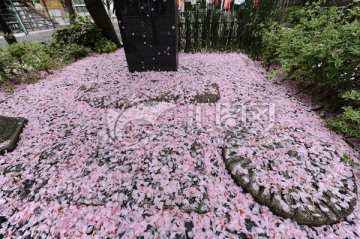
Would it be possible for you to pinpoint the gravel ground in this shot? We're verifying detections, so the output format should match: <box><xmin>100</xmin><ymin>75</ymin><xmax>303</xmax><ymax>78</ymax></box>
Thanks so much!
<box><xmin>0</xmin><ymin>50</ymin><xmax>359</xmax><ymax>238</ymax></box>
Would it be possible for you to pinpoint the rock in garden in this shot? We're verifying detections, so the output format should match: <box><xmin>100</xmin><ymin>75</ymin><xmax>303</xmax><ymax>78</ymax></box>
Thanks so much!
<box><xmin>0</xmin><ymin>116</ymin><xmax>27</xmax><ymax>154</ymax></box>
<box><xmin>76</xmin><ymin>77</ymin><xmax>220</xmax><ymax>109</ymax></box>
<box><xmin>192</xmin><ymin>82</ymin><xmax>220</xmax><ymax>103</ymax></box>
<box><xmin>223</xmin><ymin>126</ymin><xmax>357</xmax><ymax>226</ymax></box>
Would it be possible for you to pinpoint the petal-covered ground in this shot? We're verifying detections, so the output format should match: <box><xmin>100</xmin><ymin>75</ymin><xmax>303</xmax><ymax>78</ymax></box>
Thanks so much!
<box><xmin>224</xmin><ymin>126</ymin><xmax>357</xmax><ymax>226</ymax></box>
<box><xmin>0</xmin><ymin>49</ymin><xmax>359</xmax><ymax>238</ymax></box>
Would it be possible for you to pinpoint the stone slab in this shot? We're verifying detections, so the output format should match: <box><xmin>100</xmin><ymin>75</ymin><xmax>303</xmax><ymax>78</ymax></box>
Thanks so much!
<box><xmin>0</xmin><ymin>116</ymin><xmax>27</xmax><ymax>154</ymax></box>
<box><xmin>77</xmin><ymin>81</ymin><xmax>220</xmax><ymax>109</ymax></box>
<box><xmin>223</xmin><ymin>126</ymin><xmax>357</xmax><ymax>226</ymax></box>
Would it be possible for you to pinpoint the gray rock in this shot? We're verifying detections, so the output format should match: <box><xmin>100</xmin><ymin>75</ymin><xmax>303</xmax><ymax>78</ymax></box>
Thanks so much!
<box><xmin>192</xmin><ymin>82</ymin><xmax>221</xmax><ymax>104</ymax></box>
<box><xmin>76</xmin><ymin>82</ymin><xmax>220</xmax><ymax>109</ymax></box>
<box><xmin>0</xmin><ymin>116</ymin><xmax>27</xmax><ymax>154</ymax></box>
<box><xmin>223</xmin><ymin>127</ymin><xmax>357</xmax><ymax>226</ymax></box>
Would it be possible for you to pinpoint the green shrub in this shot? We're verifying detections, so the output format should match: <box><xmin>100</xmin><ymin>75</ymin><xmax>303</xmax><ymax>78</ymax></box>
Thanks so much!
<box><xmin>263</xmin><ymin>4</ymin><xmax>359</xmax><ymax>87</ymax></box>
<box><xmin>326</xmin><ymin>106</ymin><xmax>360</xmax><ymax>137</ymax></box>
<box><xmin>284</xmin><ymin>6</ymin><xmax>305</xmax><ymax>25</ymax></box>
<box><xmin>62</xmin><ymin>44</ymin><xmax>92</xmax><ymax>60</ymax></box>
<box><xmin>0</xmin><ymin>41</ymin><xmax>91</xmax><ymax>89</ymax></box>
<box><xmin>262</xmin><ymin>2</ymin><xmax>360</xmax><ymax>137</ymax></box>
<box><xmin>0</xmin><ymin>42</ymin><xmax>53</xmax><ymax>86</ymax></box>
<box><xmin>1</xmin><ymin>17</ymin><xmax>118</xmax><ymax>90</ymax></box>
<box><xmin>13</xmin><ymin>42</ymin><xmax>53</xmax><ymax>72</ymax></box>
<box><xmin>52</xmin><ymin>17</ymin><xmax>103</xmax><ymax>50</ymax></box>
<box><xmin>263</xmin><ymin>5</ymin><xmax>360</xmax><ymax>85</ymax></box>
<box><xmin>49</xmin><ymin>43</ymin><xmax>91</xmax><ymax>62</ymax></box>
<box><xmin>0</xmin><ymin>48</ymin><xmax>18</xmax><ymax>85</ymax></box>
<box><xmin>326</xmin><ymin>90</ymin><xmax>360</xmax><ymax>137</ymax></box>
<box><xmin>94</xmin><ymin>38</ymin><xmax>117</xmax><ymax>53</ymax></box>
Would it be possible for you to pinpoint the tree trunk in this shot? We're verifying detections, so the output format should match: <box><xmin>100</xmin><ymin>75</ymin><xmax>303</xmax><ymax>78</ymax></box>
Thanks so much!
<box><xmin>84</xmin><ymin>0</ymin><xmax>121</xmax><ymax>47</ymax></box>
<box><xmin>64</xmin><ymin>0</ymin><xmax>77</xmax><ymax>24</ymax></box>
<box><xmin>0</xmin><ymin>13</ymin><xmax>17</xmax><ymax>45</ymax></box>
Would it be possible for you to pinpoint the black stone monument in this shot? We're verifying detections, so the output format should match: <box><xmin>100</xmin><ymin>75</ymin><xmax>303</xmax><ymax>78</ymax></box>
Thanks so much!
<box><xmin>114</xmin><ymin>0</ymin><xmax>179</xmax><ymax>72</ymax></box>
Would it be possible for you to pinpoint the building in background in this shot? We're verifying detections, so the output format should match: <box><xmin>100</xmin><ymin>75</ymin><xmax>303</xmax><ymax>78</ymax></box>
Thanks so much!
<box><xmin>36</xmin><ymin>0</ymin><xmax>90</xmax><ymax>25</ymax></box>
<box><xmin>0</xmin><ymin>0</ymin><xmax>54</xmax><ymax>33</ymax></box>
<box><xmin>37</xmin><ymin>0</ymin><xmax>68</xmax><ymax>25</ymax></box>
<box><xmin>1</xmin><ymin>0</ymin><xmax>117</xmax><ymax>34</ymax></box>
<box><xmin>72</xmin><ymin>0</ymin><xmax>90</xmax><ymax>17</ymax></box>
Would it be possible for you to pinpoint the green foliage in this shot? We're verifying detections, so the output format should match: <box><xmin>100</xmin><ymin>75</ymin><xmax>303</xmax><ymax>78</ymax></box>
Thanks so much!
<box><xmin>94</xmin><ymin>38</ymin><xmax>117</xmax><ymax>53</ymax></box>
<box><xmin>0</xmin><ymin>41</ymin><xmax>90</xmax><ymax>90</ymax></box>
<box><xmin>284</xmin><ymin>6</ymin><xmax>305</xmax><ymax>25</ymax></box>
<box><xmin>326</xmin><ymin>106</ymin><xmax>360</xmax><ymax>137</ymax></box>
<box><xmin>0</xmin><ymin>42</ymin><xmax>53</xmax><ymax>86</ymax></box>
<box><xmin>1</xmin><ymin>16</ymin><xmax>119</xmax><ymax>90</ymax></box>
<box><xmin>260</xmin><ymin>21</ymin><xmax>281</xmax><ymax>67</ymax></box>
<box><xmin>52</xmin><ymin>16</ymin><xmax>119</xmax><ymax>53</ymax></box>
<box><xmin>341</xmin><ymin>89</ymin><xmax>360</xmax><ymax>102</ymax></box>
<box><xmin>341</xmin><ymin>154</ymin><xmax>360</xmax><ymax>168</ymax></box>
<box><xmin>262</xmin><ymin>2</ymin><xmax>360</xmax><ymax>137</ymax></box>
<box><xmin>49</xmin><ymin>43</ymin><xmax>91</xmax><ymax>62</ymax></box>
<box><xmin>326</xmin><ymin>90</ymin><xmax>360</xmax><ymax>137</ymax></box>
<box><xmin>52</xmin><ymin>17</ymin><xmax>103</xmax><ymax>50</ymax></box>
<box><xmin>262</xmin><ymin>3</ymin><xmax>360</xmax><ymax>87</ymax></box>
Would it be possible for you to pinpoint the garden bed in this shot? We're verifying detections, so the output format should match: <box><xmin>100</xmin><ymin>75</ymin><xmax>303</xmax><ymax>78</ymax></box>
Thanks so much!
<box><xmin>0</xmin><ymin>50</ymin><xmax>359</xmax><ymax>238</ymax></box>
